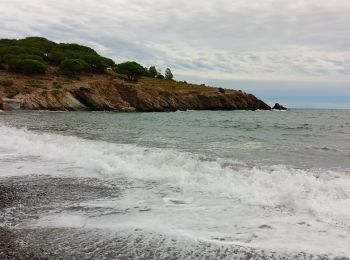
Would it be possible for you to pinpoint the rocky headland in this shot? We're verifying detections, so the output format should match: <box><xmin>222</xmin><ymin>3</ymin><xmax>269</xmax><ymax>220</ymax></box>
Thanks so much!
<box><xmin>0</xmin><ymin>71</ymin><xmax>271</xmax><ymax>112</ymax></box>
<box><xmin>0</xmin><ymin>37</ymin><xmax>271</xmax><ymax>112</ymax></box>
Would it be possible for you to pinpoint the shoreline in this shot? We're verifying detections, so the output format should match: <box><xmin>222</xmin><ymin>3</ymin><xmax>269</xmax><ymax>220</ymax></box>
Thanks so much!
<box><xmin>0</xmin><ymin>185</ymin><xmax>35</xmax><ymax>259</ymax></box>
<box><xmin>1</xmin><ymin>176</ymin><xmax>349</xmax><ymax>259</ymax></box>
<box><xmin>0</xmin><ymin>184</ymin><xmax>50</xmax><ymax>259</ymax></box>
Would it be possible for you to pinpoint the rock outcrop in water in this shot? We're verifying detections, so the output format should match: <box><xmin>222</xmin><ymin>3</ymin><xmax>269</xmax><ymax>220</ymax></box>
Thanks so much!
<box><xmin>1</xmin><ymin>72</ymin><xmax>271</xmax><ymax>111</ymax></box>
<box><xmin>272</xmin><ymin>103</ymin><xmax>287</xmax><ymax>110</ymax></box>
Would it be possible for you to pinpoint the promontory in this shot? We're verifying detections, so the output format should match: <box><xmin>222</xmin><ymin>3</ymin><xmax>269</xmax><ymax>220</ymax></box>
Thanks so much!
<box><xmin>0</xmin><ymin>37</ymin><xmax>271</xmax><ymax>111</ymax></box>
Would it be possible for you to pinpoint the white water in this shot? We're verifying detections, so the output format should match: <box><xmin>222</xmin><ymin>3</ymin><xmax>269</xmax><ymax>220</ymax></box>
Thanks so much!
<box><xmin>1</xmin><ymin>124</ymin><xmax>350</xmax><ymax>257</ymax></box>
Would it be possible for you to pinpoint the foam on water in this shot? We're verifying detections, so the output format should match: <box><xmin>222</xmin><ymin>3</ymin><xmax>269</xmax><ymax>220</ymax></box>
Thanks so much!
<box><xmin>1</xmin><ymin>124</ymin><xmax>350</xmax><ymax>257</ymax></box>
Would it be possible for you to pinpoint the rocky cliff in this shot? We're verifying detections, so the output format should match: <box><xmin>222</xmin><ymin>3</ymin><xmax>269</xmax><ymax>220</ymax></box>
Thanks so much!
<box><xmin>1</xmin><ymin>72</ymin><xmax>271</xmax><ymax>111</ymax></box>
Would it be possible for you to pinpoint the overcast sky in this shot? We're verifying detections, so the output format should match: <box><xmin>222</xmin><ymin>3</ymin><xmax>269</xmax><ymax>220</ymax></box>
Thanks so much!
<box><xmin>1</xmin><ymin>0</ymin><xmax>350</xmax><ymax>108</ymax></box>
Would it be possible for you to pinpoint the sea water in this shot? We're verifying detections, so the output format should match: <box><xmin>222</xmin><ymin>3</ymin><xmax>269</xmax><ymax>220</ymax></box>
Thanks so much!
<box><xmin>0</xmin><ymin>110</ymin><xmax>349</xmax><ymax>258</ymax></box>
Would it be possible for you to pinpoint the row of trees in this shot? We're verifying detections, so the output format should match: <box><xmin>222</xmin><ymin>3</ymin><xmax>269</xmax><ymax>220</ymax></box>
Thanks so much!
<box><xmin>114</xmin><ymin>62</ymin><xmax>174</xmax><ymax>81</ymax></box>
<box><xmin>147</xmin><ymin>66</ymin><xmax>173</xmax><ymax>80</ymax></box>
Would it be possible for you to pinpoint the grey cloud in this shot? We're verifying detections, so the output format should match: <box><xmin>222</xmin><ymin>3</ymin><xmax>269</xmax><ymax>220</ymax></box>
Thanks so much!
<box><xmin>0</xmin><ymin>0</ymin><xmax>350</xmax><ymax>83</ymax></box>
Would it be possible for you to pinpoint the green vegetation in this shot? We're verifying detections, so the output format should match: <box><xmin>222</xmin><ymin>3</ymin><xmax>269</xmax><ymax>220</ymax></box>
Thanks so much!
<box><xmin>156</xmin><ymin>74</ymin><xmax>165</xmax><ymax>80</ymax></box>
<box><xmin>60</xmin><ymin>59</ymin><xmax>88</xmax><ymax>75</ymax></box>
<box><xmin>8</xmin><ymin>59</ymin><xmax>47</xmax><ymax>74</ymax></box>
<box><xmin>115</xmin><ymin>61</ymin><xmax>147</xmax><ymax>81</ymax></box>
<box><xmin>165</xmin><ymin>68</ymin><xmax>173</xmax><ymax>80</ymax></box>
<box><xmin>148</xmin><ymin>66</ymin><xmax>158</xmax><ymax>77</ymax></box>
<box><xmin>0</xmin><ymin>37</ymin><xmax>114</xmax><ymax>75</ymax></box>
<box><xmin>145</xmin><ymin>67</ymin><xmax>174</xmax><ymax>81</ymax></box>
<box><xmin>82</xmin><ymin>55</ymin><xmax>109</xmax><ymax>73</ymax></box>
<box><xmin>0</xmin><ymin>36</ymin><xmax>178</xmax><ymax>83</ymax></box>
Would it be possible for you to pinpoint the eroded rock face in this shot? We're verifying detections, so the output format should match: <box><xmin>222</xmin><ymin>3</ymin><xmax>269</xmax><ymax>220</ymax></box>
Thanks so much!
<box><xmin>19</xmin><ymin>82</ymin><xmax>271</xmax><ymax>112</ymax></box>
<box><xmin>19</xmin><ymin>90</ymin><xmax>87</xmax><ymax>111</ymax></box>
<box><xmin>272</xmin><ymin>103</ymin><xmax>287</xmax><ymax>110</ymax></box>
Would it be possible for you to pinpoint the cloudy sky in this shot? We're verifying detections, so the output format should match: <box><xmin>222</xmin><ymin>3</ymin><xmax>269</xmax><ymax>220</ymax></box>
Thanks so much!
<box><xmin>1</xmin><ymin>0</ymin><xmax>350</xmax><ymax>108</ymax></box>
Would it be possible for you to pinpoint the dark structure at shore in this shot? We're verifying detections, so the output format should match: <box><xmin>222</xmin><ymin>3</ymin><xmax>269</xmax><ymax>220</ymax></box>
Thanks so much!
<box><xmin>1</xmin><ymin>98</ymin><xmax>22</xmax><ymax>111</ymax></box>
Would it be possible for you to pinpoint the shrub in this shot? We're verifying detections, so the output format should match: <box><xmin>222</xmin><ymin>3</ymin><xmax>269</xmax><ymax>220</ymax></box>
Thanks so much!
<box><xmin>58</xmin><ymin>43</ymin><xmax>96</xmax><ymax>54</ymax></box>
<box><xmin>156</xmin><ymin>74</ymin><xmax>165</xmax><ymax>80</ymax></box>
<box><xmin>101</xmin><ymin>57</ymin><xmax>115</xmax><ymax>68</ymax></box>
<box><xmin>48</xmin><ymin>49</ymin><xmax>67</xmax><ymax>65</ymax></box>
<box><xmin>219</xmin><ymin>88</ymin><xmax>225</xmax><ymax>93</ymax></box>
<box><xmin>82</xmin><ymin>55</ymin><xmax>106</xmax><ymax>73</ymax></box>
<box><xmin>115</xmin><ymin>61</ymin><xmax>147</xmax><ymax>81</ymax></box>
<box><xmin>60</xmin><ymin>59</ymin><xmax>88</xmax><ymax>75</ymax></box>
<box><xmin>8</xmin><ymin>59</ymin><xmax>47</xmax><ymax>74</ymax></box>
<box><xmin>17</xmin><ymin>54</ymin><xmax>44</xmax><ymax>62</ymax></box>
<box><xmin>2</xmin><ymin>54</ymin><xmax>17</xmax><ymax>63</ymax></box>
<box><xmin>2</xmin><ymin>46</ymin><xmax>40</xmax><ymax>56</ymax></box>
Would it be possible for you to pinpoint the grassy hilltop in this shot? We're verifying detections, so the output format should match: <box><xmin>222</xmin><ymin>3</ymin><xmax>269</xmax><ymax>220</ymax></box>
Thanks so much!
<box><xmin>0</xmin><ymin>37</ymin><xmax>270</xmax><ymax>111</ymax></box>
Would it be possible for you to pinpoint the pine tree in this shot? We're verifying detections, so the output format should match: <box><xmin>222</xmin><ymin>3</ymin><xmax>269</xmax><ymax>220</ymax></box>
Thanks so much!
<box><xmin>165</xmin><ymin>68</ymin><xmax>173</xmax><ymax>80</ymax></box>
<box><xmin>148</xmin><ymin>66</ymin><xmax>158</xmax><ymax>77</ymax></box>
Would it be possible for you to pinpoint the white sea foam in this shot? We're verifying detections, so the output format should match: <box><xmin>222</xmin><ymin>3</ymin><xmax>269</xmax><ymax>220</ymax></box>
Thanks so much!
<box><xmin>1</xmin><ymin>124</ymin><xmax>350</xmax><ymax>256</ymax></box>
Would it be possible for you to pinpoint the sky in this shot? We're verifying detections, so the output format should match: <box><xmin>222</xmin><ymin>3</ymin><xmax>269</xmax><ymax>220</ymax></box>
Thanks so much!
<box><xmin>1</xmin><ymin>0</ymin><xmax>349</xmax><ymax>108</ymax></box>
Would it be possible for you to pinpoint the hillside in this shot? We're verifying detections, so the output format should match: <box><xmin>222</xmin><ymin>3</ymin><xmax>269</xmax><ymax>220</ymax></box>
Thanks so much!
<box><xmin>0</xmin><ymin>37</ymin><xmax>271</xmax><ymax>111</ymax></box>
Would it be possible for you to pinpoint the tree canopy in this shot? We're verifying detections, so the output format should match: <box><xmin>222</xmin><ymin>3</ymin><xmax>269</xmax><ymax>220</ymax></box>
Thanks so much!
<box><xmin>148</xmin><ymin>66</ymin><xmax>158</xmax><ymax>77</ymax></box>
<box><xmin>115</xmin><ymin>61</ymin><xmax>147</xmax><ymax>81</ymax></box>
<box><xmin>0</xmin><ymin>37</ymin><xmax>115</xmax><ymax>75</ymax></box>
<box><xmin>0</xmin><ymin>37</ymin><xmax>176</xmax><ymax>82</ymax></box>
<box><xmin>60</xmin><ymin>59</ymin><xmax>88</xmax><ymax>75</ymax></box>
<box><xmin>165</xmin><ymin>68</ymin><xmax>173</xmax><ymax>80</ymax></box>
<box><xmin>8</xmin><ymin>59</ymin><xmax>47</xmax><ymax>74</ymax></box>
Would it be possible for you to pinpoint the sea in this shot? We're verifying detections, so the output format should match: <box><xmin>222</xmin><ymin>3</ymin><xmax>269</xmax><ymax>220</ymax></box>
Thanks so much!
<box><xmin>0</xmin><ymin>109</ymin><xmax>350</xmax><ymax>259</ymax></box>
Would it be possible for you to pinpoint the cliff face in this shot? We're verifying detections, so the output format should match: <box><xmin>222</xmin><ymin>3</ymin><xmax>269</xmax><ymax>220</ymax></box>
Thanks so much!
<box><xmin>120</xmin><ymin>86</ymin><xmax>270</xmax><ymax>111</ymax></box>
<box><xmin>17</xmin><ymin>81</ymin><xmax>270</xmax><ymax>111</ymax></box>
<box><xmin>0</xmin><ymin>70</ymin><xmax>270</xmax><ymax>111</ymax></box>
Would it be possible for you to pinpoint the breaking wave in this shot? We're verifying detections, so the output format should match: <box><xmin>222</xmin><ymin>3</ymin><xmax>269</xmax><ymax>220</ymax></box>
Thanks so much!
<box><xmin>1</xmin><ymin>124</ymin><xmax>350</xmax><ymax>256</ymax></box>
